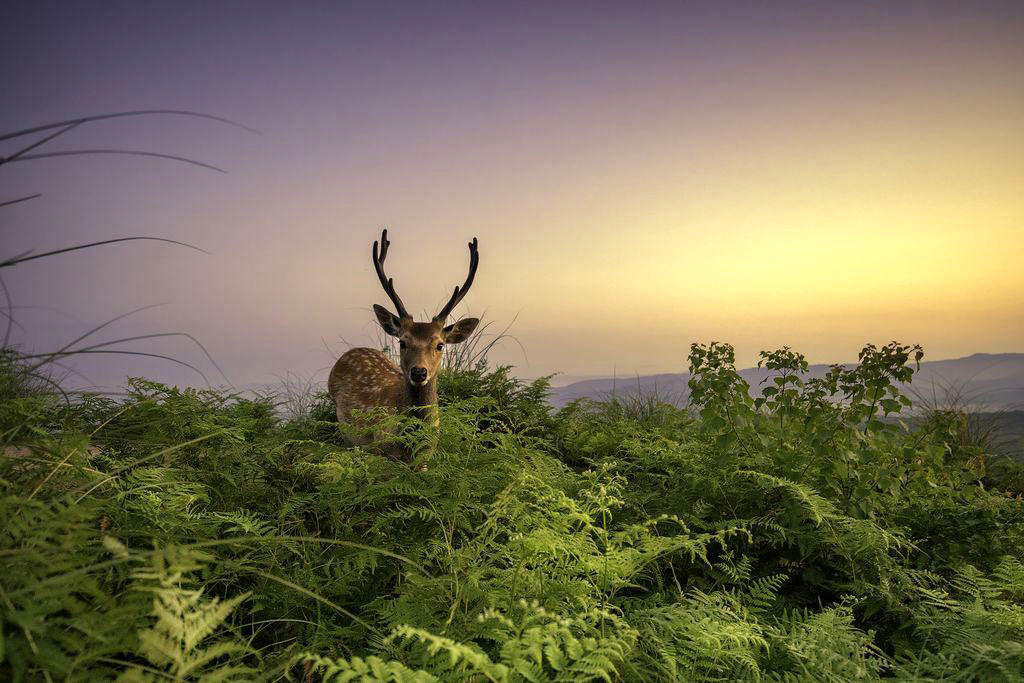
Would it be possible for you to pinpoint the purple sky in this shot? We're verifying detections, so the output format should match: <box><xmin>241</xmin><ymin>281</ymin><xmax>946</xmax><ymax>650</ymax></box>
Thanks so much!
<box><xmin>3</xmin><ymin>1</ymin><xmax>1023</xmax><ymax>392</ymax></box>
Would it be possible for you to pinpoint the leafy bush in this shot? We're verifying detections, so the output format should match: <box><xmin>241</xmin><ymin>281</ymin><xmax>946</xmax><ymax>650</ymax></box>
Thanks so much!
<box><xmin>2</xmin><ymin>343</ymin><xmax>1023</xmax><ymax>681</ymax></box>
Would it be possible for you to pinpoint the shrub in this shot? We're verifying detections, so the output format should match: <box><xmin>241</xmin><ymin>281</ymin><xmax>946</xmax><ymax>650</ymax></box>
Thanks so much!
<box><xmin>2</xmin><ymin>343</ymin><xmax>1023</xmax><ymax>681</ymax></box>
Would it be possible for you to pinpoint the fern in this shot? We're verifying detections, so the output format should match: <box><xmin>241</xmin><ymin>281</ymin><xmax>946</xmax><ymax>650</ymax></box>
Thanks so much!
<box><xmin>767</xmin><ymin>604</ymin><xmax>888</xmax><ymax>681</ymax></box>
<box><xmin>4</xmin><ymin>346</ymin><xmax>1024</xmax><ymax>680</ymax></box>
<box><xmin>117</xmin><ymin>544</ymin><xmax>257</xmax><ymax>681</ymax></box>
<box><xmin>295</xmin><ymin>652</ymin><xmax>438</xmax><ymax>682</ymax></box>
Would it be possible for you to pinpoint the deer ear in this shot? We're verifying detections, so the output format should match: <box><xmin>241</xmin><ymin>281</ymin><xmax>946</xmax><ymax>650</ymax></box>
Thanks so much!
<box><xmin>443</xmin><ymin>317</ymin><xmax>479</xmax><ymax>344</ymax></box>
<box><xmin>373</xmin><ymin>304</ymin><xmax>403</xmax><ymax>337</ymax></box>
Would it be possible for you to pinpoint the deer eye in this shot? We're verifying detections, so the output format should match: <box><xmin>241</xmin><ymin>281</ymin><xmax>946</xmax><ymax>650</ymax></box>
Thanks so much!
<box><xmin>436</xmin><ymin>343</ymin><xmax>444</xmax><ymax>351</ymax></box>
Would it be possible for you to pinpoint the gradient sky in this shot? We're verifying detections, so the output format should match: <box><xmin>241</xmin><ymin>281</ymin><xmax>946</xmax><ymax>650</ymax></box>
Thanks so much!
<box><xmin>2</xmin><ymin>1</ymin><xmax>1023</xmax><ymax>390</ymax></box>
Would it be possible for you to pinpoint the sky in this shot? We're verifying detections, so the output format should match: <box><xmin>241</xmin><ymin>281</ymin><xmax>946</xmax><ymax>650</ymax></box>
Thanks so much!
<box><xmin>2</xmin><ymin>1</ymin><xmax>1023</xmax><ymax>391</ymax></box>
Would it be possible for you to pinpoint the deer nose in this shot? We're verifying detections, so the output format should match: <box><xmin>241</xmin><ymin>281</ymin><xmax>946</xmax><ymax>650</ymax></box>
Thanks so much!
<box><xmin>410</xmin><ymin>367</ymin><xmax>428</xmax><ymax>383</ymax></box>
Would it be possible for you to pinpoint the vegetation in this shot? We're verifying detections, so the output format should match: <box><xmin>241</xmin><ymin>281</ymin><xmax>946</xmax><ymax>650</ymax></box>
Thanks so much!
<box><xmin>2</xmin><ymin>340</ymin><xmax>1024</xmax><ymax>681</ymax></box>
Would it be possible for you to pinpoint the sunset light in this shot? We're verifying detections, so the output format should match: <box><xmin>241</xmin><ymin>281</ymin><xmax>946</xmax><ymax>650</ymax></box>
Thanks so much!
<box><xmin>4</xmin><ymin>3</ymin><xmax>1024</xmax><ymax>679</ymax></box>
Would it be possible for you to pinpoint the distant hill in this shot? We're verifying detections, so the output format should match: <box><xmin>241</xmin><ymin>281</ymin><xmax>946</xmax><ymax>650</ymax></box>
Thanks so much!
<box><xmin>985</xmin><ymin>411</ymin><xmax>1024</xmax><ymax>458</ymax></box>
<box><xmin>548</xmin><ymin>353</ymin><xmax>1024</xmax><ymax>412</ymax></box>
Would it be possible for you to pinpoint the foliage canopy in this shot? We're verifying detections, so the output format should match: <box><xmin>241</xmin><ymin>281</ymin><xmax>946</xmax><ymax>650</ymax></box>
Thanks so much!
<box><xmin>2</xmin><ymin>342</ymin><xmax>1024</xmax><ymax>680</ymax></box>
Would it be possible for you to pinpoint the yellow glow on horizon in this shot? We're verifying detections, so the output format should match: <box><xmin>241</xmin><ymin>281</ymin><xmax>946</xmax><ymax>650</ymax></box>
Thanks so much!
<box><xmin>496</xmin><ymin>106</ymin><xmax>1023</xmax><ymax>331</ymax></box>
<box><xmin>7</xmin><ymin>1</ymin><xmax>1022</xmax><ymax>388</ymax></box>
<box><xmin>98</xmin><ymin>19</ymin><xmax>1020</xmax><ymax>380</ymax></box>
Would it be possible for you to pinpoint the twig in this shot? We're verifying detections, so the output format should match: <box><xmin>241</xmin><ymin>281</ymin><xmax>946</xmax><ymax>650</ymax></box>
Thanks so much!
<box><xmin>6</xmin><ymin>149</ymin><xmax>226</xmax><ymax>173</ymax></box>
<box><xmin>0</xmin><ymin>194</ymin><xmax>42</xmax><ymax>209</ymax></box>
<box><xmin>0</xmin><ymin>109</ymin><xmax>258</xmax><ymax>142</ymax></box>
<box><xmin>1</xmin><ymin>236</ymin><xmax>207</xmax><ymax>268</ymax></box>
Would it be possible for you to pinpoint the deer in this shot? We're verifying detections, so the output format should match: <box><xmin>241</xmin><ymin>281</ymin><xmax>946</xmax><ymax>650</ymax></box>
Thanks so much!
<box><xmin>328</xmin><ymin>229</ymin><xmax>480</xmax><ymax>462</ymax></box>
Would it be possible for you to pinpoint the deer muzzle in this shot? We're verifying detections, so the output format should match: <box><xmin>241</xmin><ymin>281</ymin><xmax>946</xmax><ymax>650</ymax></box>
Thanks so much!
<box><xmin>409</xmin><ymin>366</ymin><xmax>429</xmax><ymax>385</ymax></box>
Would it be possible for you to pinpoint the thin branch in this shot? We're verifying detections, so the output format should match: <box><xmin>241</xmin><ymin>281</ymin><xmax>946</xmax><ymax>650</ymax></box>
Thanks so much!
<box><xmin>0</xmin><ymin>274</ymin><xmax>12</xmax><ymax>348</ymax></box>
<box><xmin>232</xmin><ymin>565</ymin><xmax>379</xmax><ymax>635</ymax></box>
<box><xmin>472</xmin><ymin>310</ymin><xmax>527</xmax><ymax>366</ymax></box>
<box><xmin>23</xmin><ymin>302</ymin><xmax>168</xmax><ymax>370</ymax></box>
<box><xmin>1</xmin><ymin>249</ymin><xmax>35</xmax><ymax>265</ymax></box>
<box><xmin>0</xmin><ymin>194</ymin><xmax>42</xmax><ymax>209</ymax></box>
<box><xmin>1</xmin><ymin>236</ymin><xmax>207</xmax><ymax>268</ymax></box>
<box><xmin>27</xmin><ymin>331</ymin><xmax>232</xmax><ymax>387</ymax></box>
<box><xmin>50</xmin><ymin>350</ymin><xmax>211</xmax><ymax>386</ymax></box>
<box><xmin>14</xmin><ymin>368</ymin><xmax>72</xmax><ymax>405</ymax></box>
<box><xmin>0</xmin><ymin>310</ymin><xmax>27</xmax><ymax>337</ymax></box>
<box><xmin>6</xmin><ymin>149</ymin><xmax>226</xmax><ymax>173</ymax></box>
<box><xmin>47</xmin><ymin>360</ymin><xmax>97</xmax><ymax>387</ymax></box>
<box><xmin>0</xmin><ymin>122</ymin><xmax>80</xmax><ymax>166</ymax></box>
<box><xmin>0</xmin><ymin>109</ymin><xmax>258</xmax><ymax>142</ymax></box>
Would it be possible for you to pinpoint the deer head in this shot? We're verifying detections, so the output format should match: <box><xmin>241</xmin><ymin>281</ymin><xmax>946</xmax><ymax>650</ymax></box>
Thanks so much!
<box><xmin>371</xmin><ymin>229</ymin><xmax>480</xmax><ymax>388</ymax></box>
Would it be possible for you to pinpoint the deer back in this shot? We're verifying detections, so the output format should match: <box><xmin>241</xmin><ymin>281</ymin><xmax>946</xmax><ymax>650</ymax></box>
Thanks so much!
<box><xmin>328</xmin><ymin>347</ymin><xmax>405</xmax><ymax>422</ymax></box>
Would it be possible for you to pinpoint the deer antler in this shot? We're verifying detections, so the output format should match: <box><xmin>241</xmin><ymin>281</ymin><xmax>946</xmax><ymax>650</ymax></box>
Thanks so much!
<box><xmin>433</xmin><ymin>237</ymin><xmax>479</xmax><ymax>322</ymax></box>
<box><xmin>373</xmin><ymin>229</ymin><xmax>411</xmax><ymax>319</ymax></box>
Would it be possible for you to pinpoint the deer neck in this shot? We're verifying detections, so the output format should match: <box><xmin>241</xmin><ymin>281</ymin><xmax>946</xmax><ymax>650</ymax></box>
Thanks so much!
<box><xmin>402</xmin><ymin>377</ymin><xmax>438</xmax><ymax>416</ymax></box>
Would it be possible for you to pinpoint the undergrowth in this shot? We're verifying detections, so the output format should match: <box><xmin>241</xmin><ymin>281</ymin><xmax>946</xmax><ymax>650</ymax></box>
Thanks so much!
<box><xmin>2</xmin><ymin>341</ymin><xmax>1024</xmax><ymax>680</ymax></box>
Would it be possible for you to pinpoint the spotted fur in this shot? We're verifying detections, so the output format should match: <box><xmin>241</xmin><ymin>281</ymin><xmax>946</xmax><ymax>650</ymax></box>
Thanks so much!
<box><xmin>328</xmin><ymin>347</ymin><xmax>412</xmax><ymax>454</ymax></box>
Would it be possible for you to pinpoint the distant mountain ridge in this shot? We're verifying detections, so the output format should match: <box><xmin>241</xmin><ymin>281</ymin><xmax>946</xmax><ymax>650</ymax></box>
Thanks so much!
<box><xmin>548</xmin><ymin>353</ymin><xmax>1024</xmax><ymax>410</ymax></box>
